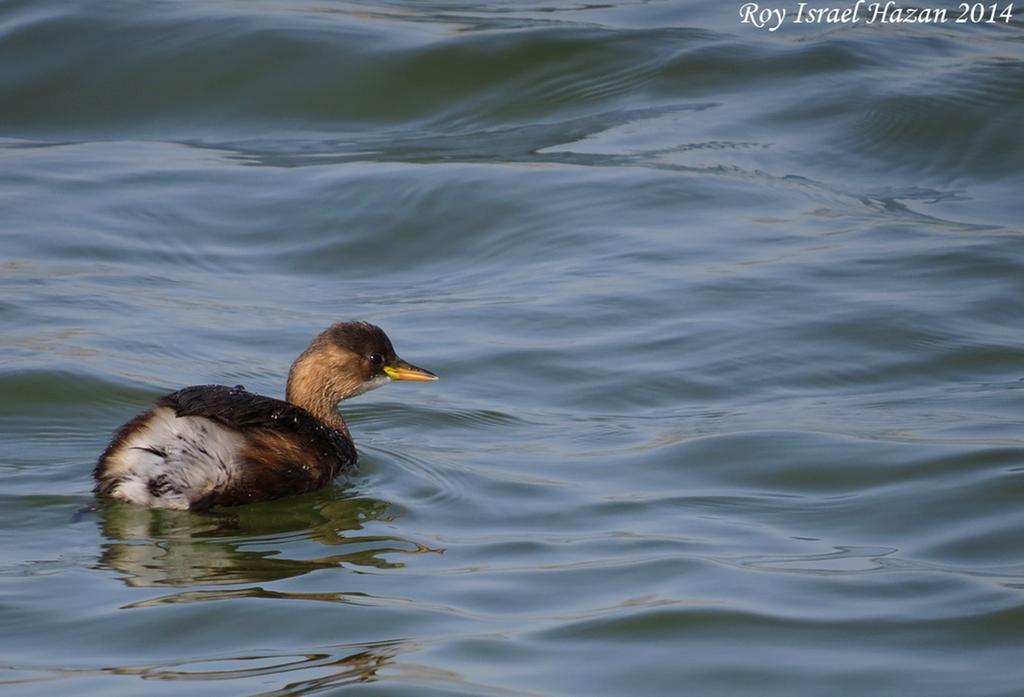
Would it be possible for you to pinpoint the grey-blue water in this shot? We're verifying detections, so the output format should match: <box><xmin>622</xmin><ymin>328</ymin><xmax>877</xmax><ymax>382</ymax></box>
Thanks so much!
<box><xmin>2</xmin><ymin>1</ymin><xmax>1023</xmax><ymax>695</ymax></box>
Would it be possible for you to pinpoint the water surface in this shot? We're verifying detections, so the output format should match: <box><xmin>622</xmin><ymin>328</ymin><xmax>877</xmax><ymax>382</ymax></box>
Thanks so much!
<box><xmin>2</xmin><ymin>1</ymin><xmax>1023</xmax><ymax>695</ymax></box>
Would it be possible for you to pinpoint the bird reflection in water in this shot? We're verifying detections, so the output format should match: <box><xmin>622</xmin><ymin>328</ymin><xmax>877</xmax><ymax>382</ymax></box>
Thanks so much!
<box><xmin>10</xmin><ymin>639</ymin><xmax>416</xmax><ymax>695</ymax></box>
<box><xmin>76</xmin><ymin>492</ymin><xmax>447</xmax><ymax>696</ymax></box>
<box><xmin>94</xmin><ymin>489</ymin><xmax>441</xmax><ymax>588</ymax></box>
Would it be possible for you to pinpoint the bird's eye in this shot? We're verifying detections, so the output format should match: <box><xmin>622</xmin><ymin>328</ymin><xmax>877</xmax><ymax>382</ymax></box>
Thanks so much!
<box><xmin>368</xmin><ymin>353</ymin><xmax>384</xmax><ymax>366</ymax></box>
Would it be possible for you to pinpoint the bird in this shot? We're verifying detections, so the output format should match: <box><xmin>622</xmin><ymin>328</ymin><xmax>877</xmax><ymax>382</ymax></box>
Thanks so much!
<box><xmin>94</xmin><ymin>321</ymin><xmax>436</xmax><ymax>511</ymax></box>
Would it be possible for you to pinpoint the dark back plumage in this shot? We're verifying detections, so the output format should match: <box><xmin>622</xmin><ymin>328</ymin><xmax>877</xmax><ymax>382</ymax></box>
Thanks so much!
<box><xmin>162</xmin><ymin>386</ymin><xmax>356</xmax><ymax>509</ymax></box>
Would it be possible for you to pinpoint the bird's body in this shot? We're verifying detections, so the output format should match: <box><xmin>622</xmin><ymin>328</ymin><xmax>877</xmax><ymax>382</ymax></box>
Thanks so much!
<box><xmin>94</xmin><ymin>322</ymin><xmax>436</xmax><ymax>510</ymax></box>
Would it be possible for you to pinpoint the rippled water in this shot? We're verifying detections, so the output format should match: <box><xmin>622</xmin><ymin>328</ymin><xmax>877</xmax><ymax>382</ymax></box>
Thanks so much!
<box><xmin>2</xmin><ymin>1</ymin><xmax>1023</xmax><ymax>695</ymax></box>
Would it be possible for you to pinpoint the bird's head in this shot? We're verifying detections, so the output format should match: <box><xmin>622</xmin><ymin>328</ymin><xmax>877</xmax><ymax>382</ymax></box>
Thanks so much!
<box><xmin>286</xmin><ymin>321</ymin><xmax>437</xmax><ymax>411</ymax></box>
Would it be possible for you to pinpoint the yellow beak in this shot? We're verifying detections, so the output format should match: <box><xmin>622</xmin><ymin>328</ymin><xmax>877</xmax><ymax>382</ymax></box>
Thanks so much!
<box><xmin>384</xmin><ymin>361</ymin><xmax>438</xmax><ymax>382</ymax></box>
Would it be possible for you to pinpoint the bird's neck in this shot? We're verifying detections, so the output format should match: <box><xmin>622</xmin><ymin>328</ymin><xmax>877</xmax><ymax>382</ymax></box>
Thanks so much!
<box><xmin>286</xmin><ymin>359</ymin><xmax>353</xmax><ymax>440</ymax></box>
<box><xmin>296</xmin><ymin>392</ymin><xmax>352</xmax><ymax>440</ymax></box>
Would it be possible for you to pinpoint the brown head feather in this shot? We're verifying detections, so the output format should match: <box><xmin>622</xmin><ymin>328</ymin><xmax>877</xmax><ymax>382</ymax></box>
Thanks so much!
<box><xmin>285</xmin><ymin>322</ymin><xmax>399</xmax><ymax>430</ymax></box>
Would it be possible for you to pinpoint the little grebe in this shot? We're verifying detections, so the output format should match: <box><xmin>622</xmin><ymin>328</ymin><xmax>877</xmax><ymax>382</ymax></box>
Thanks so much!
<box><xmin>94</xmin><ymin>321</ymin><xmax>436</xmax><ymax>510</ymax></box>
